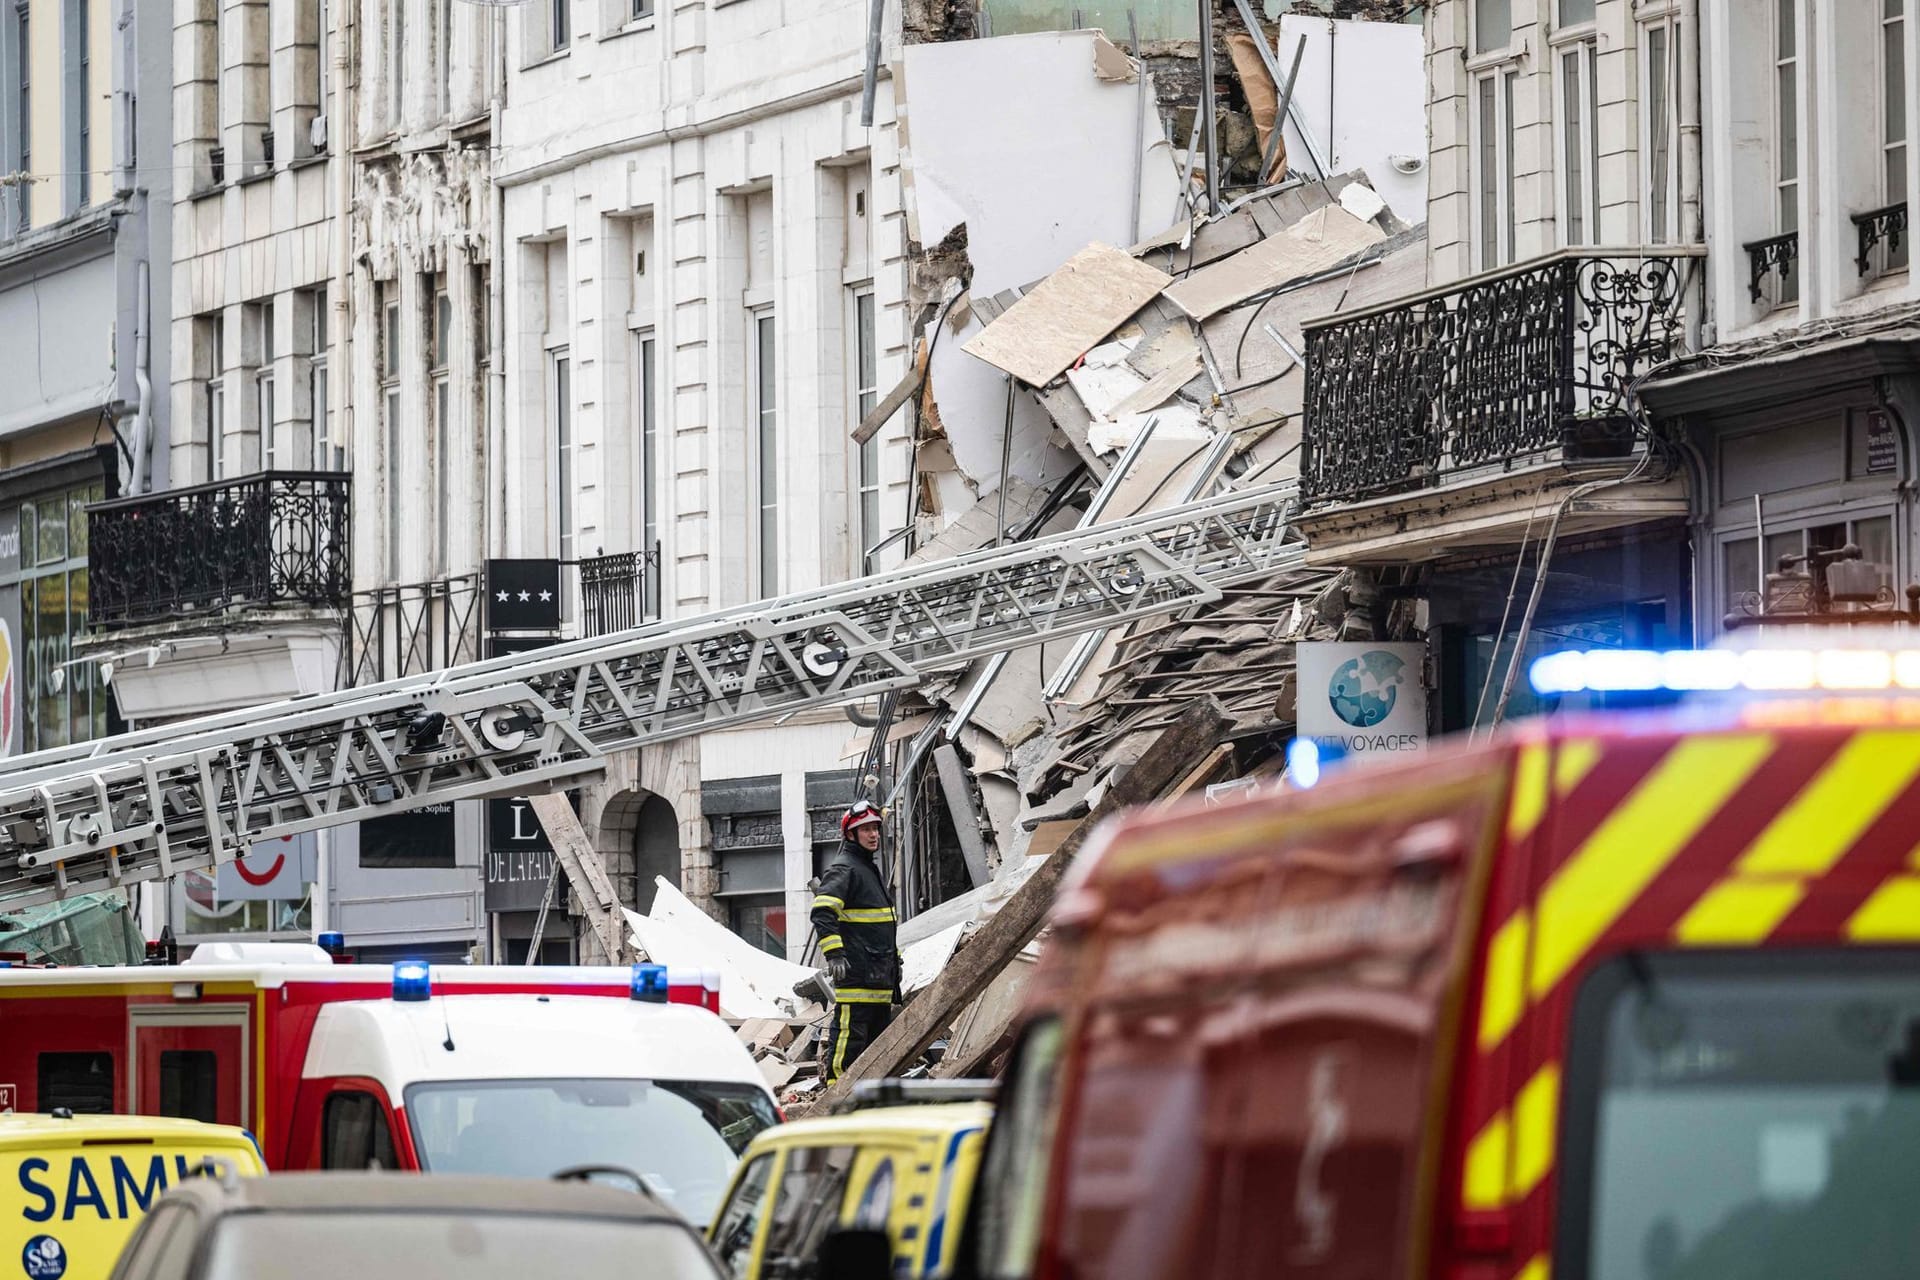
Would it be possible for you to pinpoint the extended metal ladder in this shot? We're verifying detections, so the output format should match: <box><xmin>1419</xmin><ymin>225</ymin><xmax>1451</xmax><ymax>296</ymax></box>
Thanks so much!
<box><xmin>0</xmin><ymin>484</ymin><xmax>1310</xmax><ymax>942</ymax></box>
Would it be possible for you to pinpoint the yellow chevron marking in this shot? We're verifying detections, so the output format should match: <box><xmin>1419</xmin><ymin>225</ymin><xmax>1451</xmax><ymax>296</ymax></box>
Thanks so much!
<box><xmin>1509</xmin><ymin>1063</ymin><xmax>1560</xmax><ymax>1200</ymax></box>
<box><xmin>1675</xmin><ymin>878</ymin><xmax>1808</xmax><ymax>945</ymax></box>
<box><xmin>1478</xmin><ymin>910</ymin><xmax>1530</xmax><ymax>1051</ymax></box>
<box><xmin>1514</xmin><ymin>1255</ymin><xmax>1551</xmax><ymax>1280</ymax></box>
<box><xmin>1738</xmin><ymin>732</ymin><xmax>1920</xmax><ymax>876</ymax></box>
<box><xmin>1462</xmin><ymin>1111</ymin><xmax>1510</xmax><ymax>1211</ymax></box>
<box><xmin>1554</xmin><ymin>738</ymin><xmax>1602</xmax><ymax>794</ymax></box>
<box><xmin>1530</xmin><ymin>736</ymin><xmax>1774</xmax><ymax>1001</ymax></box>
<box><xmin>1508</xmin><ymin>744</ymin><xmax>1549</xmax><ymax>841</ymax></box>
<box><xmin>1846</xmin><ymin>876</ymin><xmax>1920</xmax><ymax>941</ymax></box>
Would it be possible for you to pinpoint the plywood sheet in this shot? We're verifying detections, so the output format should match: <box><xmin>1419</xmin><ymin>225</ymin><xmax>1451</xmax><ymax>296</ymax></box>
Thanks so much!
<box><xmin>1161</xmin><ymin>205</ymin><xmax>1385</xmax><ymax>321</ymax></box>
<box><xmin>962</xmin><ymin>244</ymin><xmax>1173</xmax><ymax>387</ymax></box>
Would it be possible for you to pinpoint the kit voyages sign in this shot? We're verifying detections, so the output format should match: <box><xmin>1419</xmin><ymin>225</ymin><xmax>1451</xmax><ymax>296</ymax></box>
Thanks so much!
<box><xmin>1294</xmin><ymin>641</ymin><xmax>1428</xmax><ymax>757</ymax></box>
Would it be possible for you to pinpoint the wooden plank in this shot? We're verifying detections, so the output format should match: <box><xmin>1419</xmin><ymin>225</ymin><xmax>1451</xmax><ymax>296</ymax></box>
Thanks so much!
<box><xmin>1161</xmin><ymin>205</ymin><xmax>1385</xmax><ymax>321</ymax></box>
<box><xmin>961</xmin><ymin>244</ymin><xmax>1172</xmax><ymax>387</ymax></box>
<box><xmin>931</xmin><ymin>743</ymin><xmax>992</xmax><ymax>889</ymax></box>
<box><xmin>817</xmin><ymin>698</ymin><xmax>1231</xmax><ymax>1102</ymax></box>
<box><xmin>528</xmin><ymin>792</ymin><xmax>633</xmax><ymax>964</ymax></box>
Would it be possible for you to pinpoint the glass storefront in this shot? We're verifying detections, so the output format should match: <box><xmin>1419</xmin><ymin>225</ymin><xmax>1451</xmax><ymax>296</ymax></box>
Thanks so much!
<box><xmin>0</xmin><ymin>476</ymin><xmax>111</xmax><ymax>757</ymax></box>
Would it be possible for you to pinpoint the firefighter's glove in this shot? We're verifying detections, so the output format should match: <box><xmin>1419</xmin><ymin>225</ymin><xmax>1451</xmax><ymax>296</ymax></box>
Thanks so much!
<box><xmin>826</xmin><ymin>952</ymin><xmax>853</xmax><ymax>987</ymax></box>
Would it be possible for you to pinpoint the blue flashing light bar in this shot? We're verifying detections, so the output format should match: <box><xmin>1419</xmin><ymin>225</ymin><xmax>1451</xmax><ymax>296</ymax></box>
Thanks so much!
<box><xmin>1530</xmin><ymin>647</ymin><xmax>1919</xmax><ymax>697</ymax></box>
<box><xmin>630</xmin><ymin>963</ymin><xmax>669</xmax><ymax>1003</ymax></box>
<box><xmin>1285</xmin><ymin>738</ymin><xmax>1349</xmax><ymax>790</ymax></box>
<box><xmin>392</xmin><ymin>960</ymin><xmax>433</xmax><ymax>1002</ymax></box>
<box><xmin>317</xmin><ymin>931</ymin><xmax>345</xmax><ymax>952</ymax></box>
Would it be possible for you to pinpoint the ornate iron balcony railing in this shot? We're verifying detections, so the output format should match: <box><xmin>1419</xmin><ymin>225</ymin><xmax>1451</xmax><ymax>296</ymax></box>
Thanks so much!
<box><xmin>88</xmin><ymin>471</ymin><xmax>351</xmax><ymax>628</ymax></box>
<box><xmin>1744</xmin><ymin>231</ymin><xmax>1799</xmax><ymax>304</ymax></box>
<box><xmin>1853</xmin><ymin>201</ymin><xmax>1908</xmax><ymax>277</ymax></box>
<box><xmin>349</xmin><ymin>574</ymin><xmax>482</xmax><ymax>686</ymax></box>
<box><xmin>575</xmin><ymin>543</ymin><xmax>661</xmax><ymax>639</ymax></box>
<box><xmin>1300</xmin><ymin>248</ymin><xmax>1699</xmax><ymax>505</ymax></box>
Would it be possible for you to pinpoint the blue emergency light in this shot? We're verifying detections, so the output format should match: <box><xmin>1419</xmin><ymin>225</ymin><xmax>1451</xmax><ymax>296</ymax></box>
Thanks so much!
<box><xmin>630</xmin><ymin>963</ymin><xmax>669</xmax><ymax>1003</ymax></box>
<box><xmin>317</xmin><ymin>931</ymin><xmax>345</xmax><ymax>952</ymax></box>
<box><xmin>1529</xmin><ymin>646</ymin><xmax>1920</xmax><ymax>697</ymax></box>
<box><xmin>392</xmin><ymin>960</ymin><xmax>433</xmax><ymax>1002</ymax></box>
<box><xmin>1285</xmin><ymin>737</ymin><xmax>1348</xmax><ymax>789</ymax></box>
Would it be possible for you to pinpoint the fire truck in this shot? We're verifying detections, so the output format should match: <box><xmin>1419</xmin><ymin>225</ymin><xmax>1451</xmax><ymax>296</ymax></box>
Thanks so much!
<box><xmin>950</xmin><ymin>648</ymin><xmax>1920</xmax><ymax>1280</ymax></box>
<box><xmin>0</xmin><ymin>948</ymin><xmax>774</xmax><ymax>1226</ymax></box>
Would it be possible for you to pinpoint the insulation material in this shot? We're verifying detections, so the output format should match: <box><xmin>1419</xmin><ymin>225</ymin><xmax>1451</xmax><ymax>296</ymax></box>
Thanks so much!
<box><xmin>1089</xmin><ymin>30</ymin><xmax>1138</xmax><ymax>83</ymax></box>
<box><xmin>926</xmin><ymin>309</ymin><xmax>1075</xmax><ymax>496</ymax></box>
<box><xmin>1162</xmin><ymin>205</ymin><xmax>1386</xmax><ymax>320</ymax></box>
<box><xmin>898</xmin><ymin>31</ymin><xmax>1184</xmax><ymax>296</ymax></box>
<box><xmin>962</xmin><ymin>244</ymin><xmax>1173</xmax><ymax>387</ymax></box>
<box><xmin>901</xmin><ymin>922</ymin><xmax>968</xmax><ymax>995</ymax></box>
<box><xmin>626</xmin><ymin>880</ymin><xmax>820</xmax><ymax>1020</ymax></box>
<box><xmin>1225</xmin><ymin>32</ymin><xmax>1287</xmax><ymax>184</ymax></box>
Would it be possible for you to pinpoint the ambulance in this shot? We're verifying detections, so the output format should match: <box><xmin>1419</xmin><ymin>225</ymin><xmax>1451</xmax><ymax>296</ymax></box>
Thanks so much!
<box><xmin>0</xmin><ymin>947</ymin><xmax>776</xmax><ymax>1226</ymax></box>
<box><xmin>1</xmin><ymin>1112</ymin><xmax>263</xmax><ymax>1280</ymax></box>
<box><xmin>946</xmin><ymin>648</ymin><xmax>1920</xmax><ymax>1280</ymax></box>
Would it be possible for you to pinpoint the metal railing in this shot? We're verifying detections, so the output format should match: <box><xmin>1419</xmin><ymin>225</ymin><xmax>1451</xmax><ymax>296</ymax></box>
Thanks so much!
<box><xmin>574</xmin><ymin>544</ymin><xmax>660</xmax><ymax>639</ymax></box>
<box><xmin>348</xmin><ymin>575</ymin><xmax>483</xmax><ymax>685</ymax></box>
<box><xmin>1300</xmin><ymin>248</ymin><xmax>1699</xmax><ymax>505</ymax></box>
<box><xmin>88</xmin><ymin>472</ymin><xmax>351</xmax><ymax>628</ymax></box>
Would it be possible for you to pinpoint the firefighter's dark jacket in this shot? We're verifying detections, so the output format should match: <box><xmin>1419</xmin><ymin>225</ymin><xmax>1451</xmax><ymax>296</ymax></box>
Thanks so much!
<box><xmin>811</xmin><ymin>841</ymin><xmax>899</xmax><ymax>1004</ymax></box>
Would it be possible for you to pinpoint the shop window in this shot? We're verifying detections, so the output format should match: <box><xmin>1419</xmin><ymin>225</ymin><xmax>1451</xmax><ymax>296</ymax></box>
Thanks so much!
<box><xmin>18</xmin><ymin>480</ymin><xmax>109</xmax><ymax>754</ymax></box>
<box><xmin>707</xmin><ymin>775</ymin><xmax>787</xmax><ymax>958</ymax></box>
<box><xmin>39</xmin><ymin>1051</ymin><xmax>114</xmax><ymax>1113</ymax></box>
<box><xmin>158</xmin><ymin>1050</ymin><xmax>218</xmax><ymax>1123</ymax></box>
<box><xmin>322</xmin><ymin>1091</ymin><xmax>398</xmax><ymax>1170</ymax></box>
<box><xmin>1722</xmin><ymin>514</ymin><xmax>1896</xmax><ymax>621</ymax></box>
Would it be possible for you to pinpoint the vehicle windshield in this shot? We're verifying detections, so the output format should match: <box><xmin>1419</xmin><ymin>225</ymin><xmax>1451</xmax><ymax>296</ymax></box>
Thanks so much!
<box><xmin>200</xmin><ymin>1211</ymin><xmax>720</xmax><ymax>1280</ymax></box>
<box><xmin>1564</xmin><ymin>951</ymin><xmax>1920</xmax><ymax>1280</ymax></box>
<box><xmin>404</xmin><ymin>1079</ymin><xmax>777</xmax><ymax>1225</ymax></box>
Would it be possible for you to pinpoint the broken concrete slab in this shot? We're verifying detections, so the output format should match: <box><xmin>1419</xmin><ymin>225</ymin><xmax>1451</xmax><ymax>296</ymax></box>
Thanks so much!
<box><xmin>963</xmin><ymin>244</ymin><xmax>1173</xmax><ymax>387</ymax></box>
<box><xmin>927</xmin><ymin>307</ymin><xmax>1077</xmax><ymax>498</ymax></box>
<box><xmin>1162</xmin><ymin>204</ymin><xmax>1386</xmax><ymax>320</ymax></box>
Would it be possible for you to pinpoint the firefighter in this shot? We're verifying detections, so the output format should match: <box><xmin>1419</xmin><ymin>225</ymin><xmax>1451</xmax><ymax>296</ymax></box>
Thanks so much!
<box><xmin>811</xmin><ymin>800</ymin><xmax>901</xmax><ymax>1083</ymax></box>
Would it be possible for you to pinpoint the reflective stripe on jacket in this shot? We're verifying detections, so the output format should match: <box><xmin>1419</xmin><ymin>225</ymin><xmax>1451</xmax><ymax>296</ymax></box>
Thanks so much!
<box><xmin>810</xmin><ymin>841</ymin><xmax>900</xmax><ymax>992</ymax></box>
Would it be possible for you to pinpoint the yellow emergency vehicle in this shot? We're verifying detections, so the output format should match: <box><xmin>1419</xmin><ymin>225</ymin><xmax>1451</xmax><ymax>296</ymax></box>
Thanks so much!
<box><xmin>708</xmin><ymin>1083</ymin><xmax>990</xmax><ymax>1279</ymax></box>
<box><xmin>1</xmin><ymin>1113</ymin><xmax>264</xmax><ymax>1280</ymax></box>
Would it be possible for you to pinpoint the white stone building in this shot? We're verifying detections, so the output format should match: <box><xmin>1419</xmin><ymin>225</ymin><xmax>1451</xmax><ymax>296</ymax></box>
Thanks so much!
<box><xmin>494</xmin><ymin>0</ymin><xmax>914</xmax><ymax>961</ymax></box>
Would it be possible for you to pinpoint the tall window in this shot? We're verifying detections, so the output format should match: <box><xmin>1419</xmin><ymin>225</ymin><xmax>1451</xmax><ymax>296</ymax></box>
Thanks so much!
<box><xmin>315</xmin><ymin>0</ymin><xmax>328</xmax><ymax>120</ymax></box>
<box><xmin>1643</xmin><ymin>15</ymin><xmax>1681</xmax><ymax>243</ymax></box>
<box><xmin>637</xmin><ymin>332</ymin><xmax>660</xmax><ymax>618</ymax></box>
<box><xmin>1559</xmin><ymin>42</ymin><xmax>1600</xmax><ymax>245</ymax></box>
<box><xmin>551</xmin><ymin>347</ymin><xmax>573</xmax><ymax>563</ymax></box>
<box><xmin>752</xmin><ymin>310</ymin><xmax>777</xmax><ymax>597</ymax></box>
<box><xmin>69</xmin><ymin>0</ymin><xmax>89</xmax><ymax>208</ymax></box>
<box><xmin>1474</xmin><ymin>70</ymin><xmax>1517</xmax><ymax>269</ymax></box>
<box><xmin>850</xmin><ymin>287</ymin><xmax>879</xmax><ymax>576</ymax></box>
<box><xmin>255</xmin><ymin>300</ymin><xmax>277</xmax><ymax>471</ymax></box>
<box><xmin>631</xmin><ymin>0</ymin><xmax>654</xmax><ymax>18</ymax></box>
<box><xmin>550</xmin><ymin>0</ymin><xmax>570</xmax><ymax>50</ymax></box>
<box><xmin>206</xmin><ymin>315</ymin><xmax>226</xmax><ymax>481</ymax></box>
<box><xmin>1473</xmin><ymin>0</ymin><xmax>1511</xmax><ymax>54</ymax></box>
<box><xmin>381</xmin><ymin>288</ymin><xmax>401</xmax><ymax>580</ymax></box>
<box><xmin>431</xmin><ymin>280</ymin><xmax>451</xmax><ymax>572</ymax></box>
<box><xmin>1886</xmin><ymin>0</ymin><xmax>1910</xmax><ymax>270</ymax></box>
<box><xmin>439</xmin><ymin>0</ymin><xmax>452</xmax><ymax>116</ymax></box>
<box><xmin>15</xmin><ymin>0</ymin><xmax>29</xmax><ymax>230</ymax></box>
<box><xmin>310</xmin><ymin>288</ymin><xmax>340</xmax><ymax>469</ymax></box>
<box><xmin>1775</xmin><ymin>0</ymin><xmax>1800</xmax><ymax>288</ymax></box>
<box><xmin>1558</xmin><ymin>0</ymin><xmax>1593</xmax><ymax>22</ymax></box>
<box><xmin>18</xmin><ymin>481</ymin><xmax>109</xmax><ymax>753</ymax></box>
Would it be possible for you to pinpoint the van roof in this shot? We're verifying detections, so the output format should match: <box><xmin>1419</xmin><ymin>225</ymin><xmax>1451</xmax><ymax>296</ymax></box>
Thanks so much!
<box><xmin>302</xmin><ymin>993</ymin><xmax>768</xmax><ymax>1094</ymax></box>
<box><xmin>156</xmin><ymin>1171</ymin><xmax>687</xmax><ymax>1221</ymax></box>
<box><xmin>746</xmin><ymin>1100</ymin><xmax>993</xmax><ymax>1149</ymax></box>
<box><xmin>0</xmin><ymin>1113</ymin><xmax>261</xmax><ymax>1152</ymax></box>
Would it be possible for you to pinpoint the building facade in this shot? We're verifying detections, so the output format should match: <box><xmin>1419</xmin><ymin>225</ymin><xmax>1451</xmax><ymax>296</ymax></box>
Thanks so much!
<box><xmin>494</xmin><ymin>0</ymin><xmax>914</xmax><ymax>961</ymax></box>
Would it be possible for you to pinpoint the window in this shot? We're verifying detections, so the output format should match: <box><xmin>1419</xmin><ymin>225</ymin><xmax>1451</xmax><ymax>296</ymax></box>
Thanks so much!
<box><xmin>310</xmin><ymin>288</ymin><xmax>340</xmax><ymax>470</ymax></box>
<box><xmin>550</xmin><ymin>0</ymin><xmax>570</xmax><ymax>50</ymax></box>
<box><xmin>382</xmin><ymin>289</ymin><xmax>401</xmax><ymax>580</ymax></box>
<box><xmin>438</xmin><ymin>0</ymin><xmax>453</xmax><ymax>116</ymax></box>
<box><xmin>207</xmin><ymin>315</ymin><xmax>226</xmax><ymax>482</ymax></box>
<box><xmin>712</xmin><ymin>1153</ymin><xmax>775</xmax><ymax>1274</ymax></box>
<box><xmin>322</xmin><ymin>1092</ymin><xmax>398</xmax><ymax>1170</ymax></box>
<box><xmin>1558</xmin><ymin>0</ymin><xmax>1594</xmax><ymax>23</ymax></box>
<box><xmin>974</xmin><ymin>1020</ymin><xmax>1068</xmax><ymax>1278</ymax></box>
<box><xmin>551</xmin><ymin>347</ymin><xmax>573</xmax><ymax>563</ymax></box>
<box><xmin>752</xmin><ymin>309</ymin><xmax>777</xmax><ymax>596</ymax></box>
<box><xmin>1886</xmin><ymin>0</ymin><xmax>1909</xmax><ymax>270</ymax></box>
<box><xmin>67</xmin><ymin>0</ymin><xmax>89</xmax><ymax>209</ymax></box>
<box><xmin>850</xmin><ymin>287</ymin><xmax>880</xmax><ymax>575</ymax></box>
<box><xmin>1559</xmin><ymin>951</ymin><xmax>1920</xmax><ymax>1280</ymax></box>
<box><xmin>631</xmin><ymin>0</ymin><xmax>654</xmax><ymax>18</ymax></box>
<box><xmin>1473</xmin><ymin>0</ymin><xmax>1511</xmax><ymax>54</ymax></box>
<box><xmin>638</xmin><ymin>332</ymin><xmax>660</xmax><ymax>618</ymax></box>
<box><xmin>17</xmin><ymin>481</ymin><xmax>107</xmax><ymax>752</ymax></box>
<box><xmin>38</xmin><ymin>1051</ymin><xmax>114</xmax><ymax>1113</ymax></box>
<box><xmin>254</xmin><ymin>299</ymin><xmax>277</xmax><ymax>472</ymax></box>
<box><xmin>1473</xmin><ymin>70</ymin><xmax>1517</xmax><ymax>269</ymax></box>
<box><xmin>15</xmin><ymin>0</ymin><xmax>29</xmax><ymax>230</ymax></box>
<box><xmin>1559</xmin><ymin>41</ymin><xmax>1600</xmax><ymax>245</ymax></box>
<box><xmin>431</xmin><ymin>281</ymin><xmax>451</xmax><ymax>573</ymax></box>
<box><xmin>157</xmin><ymin>1050</ymin><xmax>218</xmax><ymax>1124</ymax></box>
<box><xmin>390</xmin><ymin>0</ymin><xmax>405</xmax><ymax>128</ymax></box>
<box><xmin>315</xmin><ymin>0</ymin><xmax>328</xmax><ymax>120</ymax></box>
<box><xmin>758</xmin><ymin>1145</ymin><xmax>859</xmax><ymax>1272</ymax></box>
<box><xmin>1643</xmin><ymin>16</ymin><xmax>1681</xmax><ymax>243</ymax></box>
<box><xmin>1775</xmin><ymin>0</ymin><xmax>1800</xmax><ymax>297</ymax></box>
<box><xmin>1721</xmin><ymin>515</ymin><xmax>1895</xmax><ymax>623</ymax></box>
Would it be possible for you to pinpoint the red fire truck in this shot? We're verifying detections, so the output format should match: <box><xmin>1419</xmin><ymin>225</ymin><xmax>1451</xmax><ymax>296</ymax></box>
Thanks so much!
<box><xmin>952</xmin><ymin>684</ymin><xmax>1920</xmax><ymax>1280</ymax></box>
<box><xmin>0</xmin><ymin>948</ymin><xmax>776</xmax><ymax>1226</ymax></box>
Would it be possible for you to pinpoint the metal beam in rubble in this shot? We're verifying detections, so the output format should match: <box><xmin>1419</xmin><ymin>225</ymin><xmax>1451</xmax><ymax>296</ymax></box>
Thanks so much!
<box><xmin>0</xmin><ymin>483</ymin><xmax>1306</xmax><ymax>910</ymax></box>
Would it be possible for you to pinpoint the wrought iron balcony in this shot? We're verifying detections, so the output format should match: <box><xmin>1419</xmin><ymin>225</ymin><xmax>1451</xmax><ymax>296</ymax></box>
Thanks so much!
<box><xmin>349</xmin><ymin>575</ymin><xmax>482</xmax><ymax>685</ymax></box>
<box><xmin>88</xmin><ymin>472</ymin><xmax>351</xmax><ymax>628</ymax></box>
<box><xmin>1744</xmin><ymin>231</ymin><xmax>1799</xmax><ymax>304</ymax></box>
<box><xmin>1853</xmin><ymin>201</ymin><xmax>1908</xmax><ymax>277</ymax></box>
<box><xmin>575</xmin><ymin>543</ymin><xmax>661</xmax><ymax>639</ymax></box>
<box><xmin>1300</xmin><ymin>249</ymin><xmax>1697</xmax><ymax>506</ymax></box>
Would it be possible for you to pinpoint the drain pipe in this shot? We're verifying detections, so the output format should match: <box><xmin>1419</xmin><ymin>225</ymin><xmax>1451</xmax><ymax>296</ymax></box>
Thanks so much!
<box><xmin>129</xmin><ymin>259</ymin><xmax>153</xmax><ymax>494</ymax></box>
<box><xmin>331</xmin><ymin>0</ymin><xmax>353</xmax><ymax>464</ymax></box>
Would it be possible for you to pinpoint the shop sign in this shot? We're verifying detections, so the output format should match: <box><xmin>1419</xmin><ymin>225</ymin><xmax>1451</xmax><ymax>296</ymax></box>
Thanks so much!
<box><xmin>1295</xmin><ymin>642</ymin><xmax>1428</xmax><ymax>757</ymax></box>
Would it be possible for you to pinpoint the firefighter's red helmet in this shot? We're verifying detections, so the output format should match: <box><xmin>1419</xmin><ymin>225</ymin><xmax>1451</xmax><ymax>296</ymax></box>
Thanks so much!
<box><xmin>841</xmin><ymin>800</ymin><xmax>883</xmax><ymax>837</ymax></box>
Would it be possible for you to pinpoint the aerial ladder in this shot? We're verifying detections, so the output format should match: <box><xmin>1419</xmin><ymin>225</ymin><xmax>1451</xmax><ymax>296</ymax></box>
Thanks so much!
<box><xmin>0</xmin><ymin>481</ymin><xmax>1313</xmax><ymax>956</ymax></box>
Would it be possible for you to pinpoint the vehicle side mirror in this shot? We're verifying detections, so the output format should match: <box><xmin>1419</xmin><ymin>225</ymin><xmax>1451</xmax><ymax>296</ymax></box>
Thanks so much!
<box><xmin>817</xmin><ymin>1227</ymin><xmax>892</xmax><ymax>1280</ymax></box>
